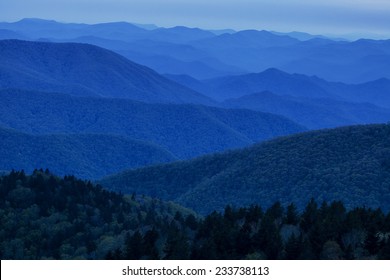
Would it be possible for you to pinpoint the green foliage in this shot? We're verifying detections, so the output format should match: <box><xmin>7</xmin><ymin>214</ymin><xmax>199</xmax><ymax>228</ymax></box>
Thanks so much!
<box><xmin>2</xmin><ymin>170</ymin><xmax>390</xmax><ymax>260</ymax></box>
<box><xmin>285</xmin><ymin>203</ymin><xmax>299</xmax><ymax>225</ymax></box>
<box><xmin>0</xmin><ymin>170</ymin><xmax>196</xmax><ymax>259</ymax></box>
<box><xmin>100</xmin><ymin>124</ymin><xmax>390</xmax><ymax>214</ymax></box>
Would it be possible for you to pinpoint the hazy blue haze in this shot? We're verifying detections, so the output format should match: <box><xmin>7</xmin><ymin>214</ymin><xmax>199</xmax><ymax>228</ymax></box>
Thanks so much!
<box><xmin>1</xmin><ymin>0</ymin><xmax>390</xmax><ymax>39</ymax></box>
<box><xmin>3</xmin><ymin>20</ymin><xmax>390</xmax><ymax>82</ymax></box>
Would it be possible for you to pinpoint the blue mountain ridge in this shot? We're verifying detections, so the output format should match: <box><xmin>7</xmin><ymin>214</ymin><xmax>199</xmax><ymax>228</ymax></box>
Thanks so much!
<box><xmin>0</xmin><ymin>39</ymin><xmax>214</xmax><ymax>104</ymax></box>
<box><xmin>0</xmin><ymin>89</ymin><xmax>305</xmax><ymax>160</ymax></box>
<box><xmin>3</xmin><ymin>18</ymin><xmax>390</xmax><ymax>82</ymax></box>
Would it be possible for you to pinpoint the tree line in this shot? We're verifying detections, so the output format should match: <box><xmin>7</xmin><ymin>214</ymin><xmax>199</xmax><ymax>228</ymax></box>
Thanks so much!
<box><xmin>1</xmin><ymin>170</ymin><xmax>390</xmax><ymax>259</ymax></box>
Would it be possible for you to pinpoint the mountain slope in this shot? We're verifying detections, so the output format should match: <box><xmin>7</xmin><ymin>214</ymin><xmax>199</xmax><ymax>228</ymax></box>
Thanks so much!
<box><xmin>223</xmin><ymin>91</ymin><xmax>390</xmax><ymax>129</ymax></box>
<box><xmin>66</xmin><ymin>36</ymin><xmax>244</xmax><ymax>79</ymax></box>
<box><xmin>100</xmin><ymin>124</ymin><xmax>390</xmax><ymax>214</ymax></box>
<box><xmin>0</xmin><ymin>89</ymin><xmax>305</xmax><ymax>159</ymax></box>
<box><xmin>183</xmin><ymin>68</ymin><xmax>390</xmax><ymax>109</ymax></box>
<box><xmin>321</xmin><ymin>77</ymin><xmax>390</xmax><ymax>108</ymax></box>
<box><xmin>0</xmin><ymin>29</ymin><xmax>27</xmax><ymax>40</ymax></box>
<box><xmin>201</xmin><ymin>68</ymin><xmax>390</xmax><ymax>107</ymax></box>
<box><xmin>0</xmin><ymin>126</ymin><xmax>176</xmax><ymax>179</ymax></box>
<box><xmin>0</xmin><ymin>39</ymin><xmax>212</xmax><ymax>104</ymax></box>
<box><xmin>164</xmin><ymin>74</ymin><xmax>212</xmax><ymax>96</ymax></box>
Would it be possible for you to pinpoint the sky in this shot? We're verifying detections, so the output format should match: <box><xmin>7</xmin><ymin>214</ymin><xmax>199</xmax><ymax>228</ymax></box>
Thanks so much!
<box><xmin>1</xmin><ymin>0</ymin><xmax>390</xmax><ymax>38</ymax></box>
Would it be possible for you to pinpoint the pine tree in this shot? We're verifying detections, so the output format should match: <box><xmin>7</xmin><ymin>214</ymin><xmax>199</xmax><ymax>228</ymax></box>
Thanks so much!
<box><xmin>284</xmin><ymin>234</ymin><xmax>302</xmax><ymax>259</ymax></box>
<box><xmin>124</xmin><ymin>231</ymin><xmax>144</xmax><ymax>259</ymax></box>
<box><xmin>364</xmin><ymin>229</ymin><xmax>380</xmax><ymax>256</ymax></box>
<box><xmin>163</xmin><ymin>231</ymin><xmax>190</xmax><ymax>260</ymax></box>
<box><xmin>285</xmin><ymin>203</ymin><xmax>299</xmax><ymax>225</ymax></box>
<box><xmin>143</xmin><ymin>228</ymin><xmax>160</xmax><ymax>259</ymax></box>
<box><xmin>300</xmin><ymin>198</ymin><xmax>318</xmax><ymax>232</ymax></box>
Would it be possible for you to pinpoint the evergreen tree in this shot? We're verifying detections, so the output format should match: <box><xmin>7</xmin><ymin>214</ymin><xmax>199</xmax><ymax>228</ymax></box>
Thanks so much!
<box><xmin>143</xmin><ymin>228</ymin><xmax>160</xmax><ymax>259</ymax></box>
<box><xmin>378</xmin><ymin>239</ymin><xmax>390</xmax><ymax>260</ymax></box>
<box><xmin>284</xmin><ymin>234</ymin><xmax>302</xmax><ymax>259</ymax></box>
<box><xmin>364</xmin><ymin>229</ymin><xmax>380</xmax><ymax>256</ymax></box>
<box><xmin>163</xmin><ymin>231</ymin><xmax>190</xmax><ymax>260</ymax></box>
<box><xmin>300</xmin><ymin>198</ymin><xmax>318</xmax><ymax>232</ymax></box>
<box><xmin>285</xmin><ymin>203</ymin><xmax>299</xmax><ymax>225</ymax></box>
<box><xmin>124</xmin><ymin>231</ymin><xmax>144</xmax><ymax>259</ymax></box>
<box><xmin>254</xmin><ymin>215</ymin><xmax>283</xmax><ymax>259</ymax></box>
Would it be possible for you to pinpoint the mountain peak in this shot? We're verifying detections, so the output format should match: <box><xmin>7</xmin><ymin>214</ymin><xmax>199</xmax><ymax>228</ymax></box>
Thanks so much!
<box><xmin>19</xmin><ymin>18</ymin><xmax>57</xmax><ymax>23</ymax></box>
<box><xmin>16</xmin><ymin>18</ymin><xmax>60</xmax><ymax>26</ymax></box>
<box><xmin>261</xmin><ymin>67</ymin><xmax>288</xmax><ymax>75</ymax></box>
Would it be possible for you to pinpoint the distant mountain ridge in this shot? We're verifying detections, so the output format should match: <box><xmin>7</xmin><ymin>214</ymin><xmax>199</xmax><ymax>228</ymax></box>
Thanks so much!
<box><xmin>223</xmin><ymin>91</ymin><xmax>390</xmax><ymax>129</ymax></box>
<box><xmin>202</xmin><ymin>68</ymin><xmax>333</xmax><ymax>100</ymax></box>
<box><xmin>100</xmin><ymin>124</ymin><xmax>390</xmax><ymax>214</ymax></box>
<box><xmin>0</xmin><ymin>18</ymin><xmax>216</xmax><ymax>43</ymax></box>
<box><xmin>167</xmin><ymin>69</ymin><xmax>390</xmax><ymax>129</ymax></box>
<box><xmin>0</xmin><ymin>39</ymin><xmax>213</xmax><ymax>104</ymax></box>
<box><xmin>192</xmin><ymin>33</ymin><xmax>390</xmax><ymax>83</ymax></box>
<box><xmin>0</xmin><ymin>89</ymin><xmax>305</xmax><ymax>160</ymax></box>
<box><xmin>199</xmin><ymin>68</ymin><xmax>390</xmax><ymax>107</ymax></box>
<box><xmin>2</xmin><ymin>18</ymin><xmax>390</xmax><ymax>82</ymax></box>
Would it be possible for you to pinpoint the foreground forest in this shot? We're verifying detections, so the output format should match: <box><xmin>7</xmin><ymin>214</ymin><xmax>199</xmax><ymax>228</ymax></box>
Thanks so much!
<box><xmin>1</xmin><ymin>170</ymin><xmax>390</xmax><ymax>260</ymax></box>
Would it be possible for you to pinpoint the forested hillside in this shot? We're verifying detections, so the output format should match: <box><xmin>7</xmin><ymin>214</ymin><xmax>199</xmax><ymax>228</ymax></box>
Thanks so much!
<box><xmin>0</xmin><ymin>89</ymin><xmax>305</xmax><ymax>160</ymax></box>
<box><xmin>0</xmin><ymin>126</ymin><xmax>175</xmax><ymax>179</ymax></box>
<box><xmin>0</xmin><ymin>39</ymin><xmax>212</xmax><ymax>104</ymax></box>
<box><xmin>100</xmin><ymin>124</ymin><xmax>390</xmax><ymax>213</ymax></box>
<box><xmin>1</xmin><ymin>170</ymin><xmax>389</xmax><ymax>259</ymax></box>
<box><xmin>223</xmin><ymin>91</ymin><xmax>390</xmax><ymax>129</ymax></box>
<box><xmin>0</xmin><ymin>170</ymin><xmax>196</xmax><ymax>259</ymax></box>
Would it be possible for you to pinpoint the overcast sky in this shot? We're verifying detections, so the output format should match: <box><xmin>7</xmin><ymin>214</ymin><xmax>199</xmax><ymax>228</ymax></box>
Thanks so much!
<box><xmin>1</xmin><ymin>0</ymin><xmax>390</xmax><ymax>38</ymax></box>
